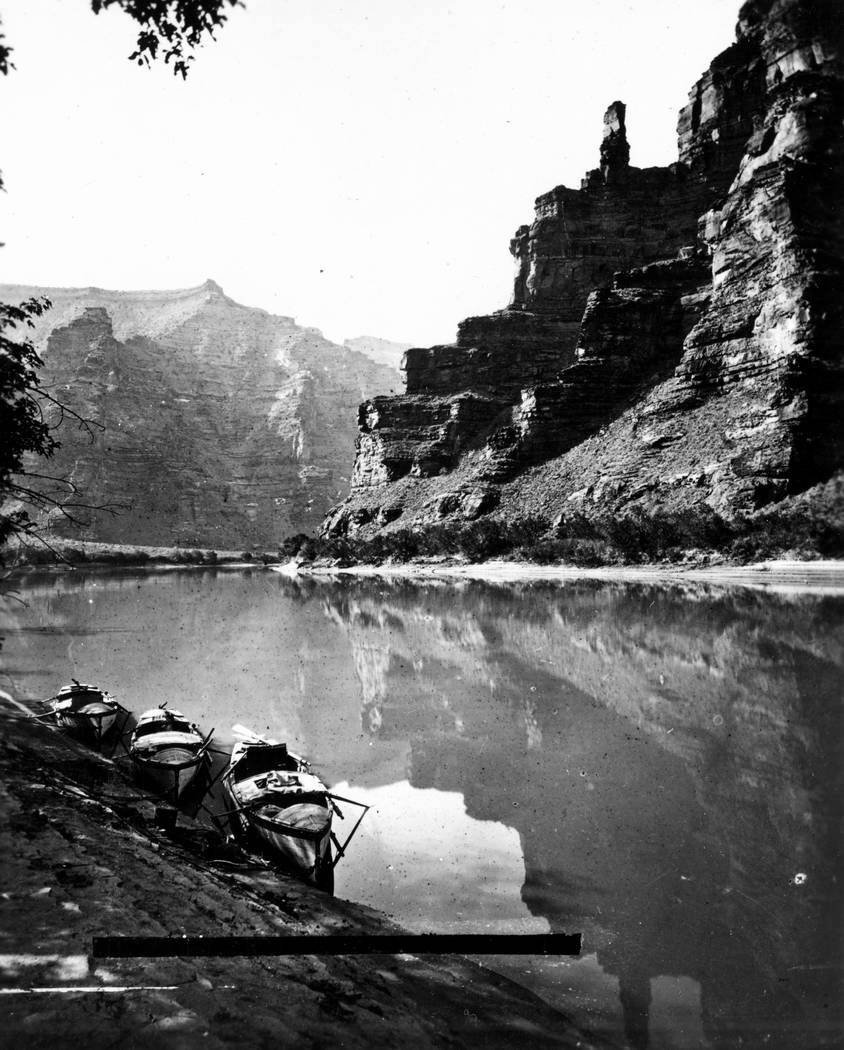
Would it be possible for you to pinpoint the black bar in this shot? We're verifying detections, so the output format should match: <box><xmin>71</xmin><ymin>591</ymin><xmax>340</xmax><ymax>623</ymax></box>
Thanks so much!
<box><xmin>93</xmin><ymin>933</ymin><xmax>581</xmax><ymax>958</ymax></box>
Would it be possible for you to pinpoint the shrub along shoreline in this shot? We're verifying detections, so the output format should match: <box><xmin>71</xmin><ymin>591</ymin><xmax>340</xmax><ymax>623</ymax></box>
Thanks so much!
<box><xmin>283</xmin><ymin>501</ymin><xmax>844</xmax><ymax>569</ymax></box>
<box><xmin>3</xmin><ymin>540</ymin><xmax>281</xmax><ymax>569</ymax></box>
<box><xmin>5</xmin><ymin>480</ymin><xmax>842</xmax><ymax>572</ymax></box>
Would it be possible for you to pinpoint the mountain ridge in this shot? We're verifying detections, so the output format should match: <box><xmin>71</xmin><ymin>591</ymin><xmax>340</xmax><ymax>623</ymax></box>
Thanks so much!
<box><xmin>3</xmin><ymin>281</ymin><xmax>400</xmax><ymax>548</ymax></box>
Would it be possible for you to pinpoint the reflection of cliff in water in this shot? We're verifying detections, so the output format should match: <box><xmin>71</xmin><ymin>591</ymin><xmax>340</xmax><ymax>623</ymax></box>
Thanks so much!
<box><xmin>326</xmin><ymin>579</ymin><xmax>843</xmax><ymax>1049</ymax></box>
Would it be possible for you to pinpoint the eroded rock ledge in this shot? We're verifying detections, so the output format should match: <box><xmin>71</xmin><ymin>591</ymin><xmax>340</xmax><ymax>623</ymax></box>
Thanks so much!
<box><xmin>323</xmin><ymin>0</ymin><xmax>843</xmax><ymax>540</ymax></box>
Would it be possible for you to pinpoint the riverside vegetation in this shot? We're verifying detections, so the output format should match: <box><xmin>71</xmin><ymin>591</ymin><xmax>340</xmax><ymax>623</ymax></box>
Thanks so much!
<box><xmin>285</xmin><ymin>473</ymin><xmax>844</xmax><ymax>567</ymax></box>
<box><xmin>8</xmin><ymin>471</ymin><xmax>841</xmax><ymax>570</ymax></box>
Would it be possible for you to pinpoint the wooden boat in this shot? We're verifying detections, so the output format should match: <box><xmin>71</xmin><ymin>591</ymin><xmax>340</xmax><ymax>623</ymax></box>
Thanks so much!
<box><xmin>44</xmin><ymin>681</ymin><xmax>121</xmax><ymax>742</ymax></box>
<box><xmin>129</xmin><ymin>707</ymin><xmax>211</xmax><ymax>800</ymax></box>
<box><xmin>223</xmin><ymin>739</ymin><xmax>335</xmax><ymax>887</ymax></box>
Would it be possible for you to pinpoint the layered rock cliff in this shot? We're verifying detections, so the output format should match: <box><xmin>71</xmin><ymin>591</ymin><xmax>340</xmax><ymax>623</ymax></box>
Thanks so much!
<box><xmin>323</xmin><ymin>0</ymin><xmax>843</xmax><ymax>540</ymax></box>
<box><xmin>1</xmin><ymin>281</ymin><xmax>399</xmax><ymax>547</ymax></box>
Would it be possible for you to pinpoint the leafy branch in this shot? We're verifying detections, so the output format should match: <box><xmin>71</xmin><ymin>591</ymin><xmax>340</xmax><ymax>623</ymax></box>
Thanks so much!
<box><xmin>0</xmin><ymin>297</ymin><xmax>127</xmax><ymax>561</ymax></box>
<box><xmin>91</xmin><ymin>0</ymin><xmax>244</xmax><ymax>78</ymax></box>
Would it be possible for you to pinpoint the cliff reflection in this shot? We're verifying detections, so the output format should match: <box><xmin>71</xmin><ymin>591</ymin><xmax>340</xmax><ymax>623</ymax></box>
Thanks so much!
<box><xmin>4</xmin><ymin>570</ymin><xmax>840</xmax><ymax>1048</ymax></box>
<box><xmin>325</xmin><ymin>578</ymin><xmax>843</xmax><ymax>1050</ymax></box>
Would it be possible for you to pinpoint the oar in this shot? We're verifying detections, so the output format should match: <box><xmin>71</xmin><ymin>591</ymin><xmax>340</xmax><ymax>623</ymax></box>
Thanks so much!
<box><xmin>232</xmin><ymin>723</ymin><xmax>269</xmax><ymax>742</ymax></box>
<box><xmin>106</xmin><ymin>709</ymin><xmax>134</xmax><ymax>759</ymax></box>
<box><xmin>197</xmin><ymin>727</ymin><xmax>216</xmax><ymax>756</ymax></box>
<box><xmin>328</xmin><ymin>798</ymin><xmax>370</xmax><ymax>870</ymax></box>
<box><xmin>113</xmin><ymin>724</ymin><xmax>135</xmax><ymax>759</ymax></box>
<box><xmin>32</xmin><ymin>695</ymin><xmax>61</xmax><ymax>725</ymax></box>
<box><xmin>327</xmin><ymin>792</ymin><xmax>368</xmax><ymax>808</ymax></box>
<box><xmin>28</xmin><ymin>711</ymin><xmax>59</xmax><ymax>725</ymax></box>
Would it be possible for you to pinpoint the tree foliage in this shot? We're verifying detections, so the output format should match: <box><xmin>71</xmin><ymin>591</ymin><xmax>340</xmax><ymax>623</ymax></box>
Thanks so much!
<box><xmin>0</xmin><ymin>3</ymin><xmax>242</xmax><ymax>564</ymax></box>
<box><xmin>0</xmin><ymin>300</ymin><xmax>57</xmax><ymax>487</ymax></box>
<box><xmin>1</xmin><ymin>3</ymin><xmax>243</xmax><ymax>82</ymax></box>
<box><xmin>0</xmin><ymin>299</ymin><xmax>106</xmax><ymax>558</ymax></box>
<box><xmin>92</xmin><ymin>0</ymin><xmax>243</xmax><ymax>78</ymax></box>
<box><xmin>0</xmin><ymin>22</ymin><xmax>11</xmax><ymax>77</ymax></box>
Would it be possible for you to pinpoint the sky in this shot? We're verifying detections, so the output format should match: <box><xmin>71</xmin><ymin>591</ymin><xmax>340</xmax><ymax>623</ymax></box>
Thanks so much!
<box><xmin>1</xmin><ymin>0</ymin><xmax>740</xmax><ymax>347</ymax></box>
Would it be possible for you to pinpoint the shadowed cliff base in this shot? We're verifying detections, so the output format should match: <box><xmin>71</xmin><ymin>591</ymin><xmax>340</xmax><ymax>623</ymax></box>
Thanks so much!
<box><xmin>303</xmin><ymin>472</ymin><xmax>844</xmax><ymax>569</ymax></box>
<box><xmin>323</xmin><ymin>0</ymin><xmax>844</xmax><ymax>548</ymax></box>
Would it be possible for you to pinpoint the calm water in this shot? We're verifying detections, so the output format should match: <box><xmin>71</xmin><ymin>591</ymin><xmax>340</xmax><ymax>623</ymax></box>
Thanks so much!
<box><xmin>2</xmin><ymin>567</ymin><xmax>842</xmax><ymax>1049</ymax></box>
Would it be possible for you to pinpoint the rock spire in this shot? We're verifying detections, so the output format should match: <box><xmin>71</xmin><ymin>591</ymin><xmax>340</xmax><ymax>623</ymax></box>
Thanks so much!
<box><xmin>599</xmin><ymin>100</ymin><xmax>630</xmax><ymax>180</ymax></box>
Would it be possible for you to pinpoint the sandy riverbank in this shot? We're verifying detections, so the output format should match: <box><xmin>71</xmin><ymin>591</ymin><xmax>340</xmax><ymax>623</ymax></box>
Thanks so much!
<box><xmin>0</xmin><ymin>694</ymin><xmax>596</xmax><ymax>1049</ymax></box>
<box><xmin>284</xmin><ymin>558</ymin><xmax>844</xmax><ymax>595</ymax></box>
<box><xmin>7</xmin><ymin>538</ymin><xmax>844</xmax><ymax>595</ymax></box>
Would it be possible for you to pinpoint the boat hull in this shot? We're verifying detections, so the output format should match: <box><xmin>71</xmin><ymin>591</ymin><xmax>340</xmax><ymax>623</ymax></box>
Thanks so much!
<box><xmin>223</xmin><ymin>741</ymin><xmax>334</xmax><ymax>885</ymax></box>
<box><xmin>249</xmin><ymin>803</ymin><xmax>333</xmax><ymax>883</ymax></box>
<box><xmin>131</xmin><ymin>749</ymin><xmax>207</xmax><ymax>799</ymax></box>
<box><xmin>47</xmin><ymin>685</ymin><xmax>120</xmax><ymax>742</ymax></box>
<box><xmin>129</xmin><ymin>709</ymin><xmax>208</xmax><ymax>801</ymax></box>
<box><xmin>55</xmin><ymin>704</ymin><xmax>118</xmax><ymax>739</ymax></box>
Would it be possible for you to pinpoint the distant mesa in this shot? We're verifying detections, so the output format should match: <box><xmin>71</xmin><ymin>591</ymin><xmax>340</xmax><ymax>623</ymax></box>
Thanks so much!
<box><xmin>0</xmin><ymin>280</ymin><xmax>400</xmax><ymax>548</ymax></box>
<box><xmin>343</xmin><ymin>335</ymin><xmax>413</xmax><ymax>372</ymax></box>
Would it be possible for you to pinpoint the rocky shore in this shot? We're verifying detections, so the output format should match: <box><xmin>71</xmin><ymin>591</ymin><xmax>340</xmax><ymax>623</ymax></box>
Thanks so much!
<box><xmin>0</xmin><ymin>692</ymin><xmax>595</xmax><ymax>1049</ymax></box>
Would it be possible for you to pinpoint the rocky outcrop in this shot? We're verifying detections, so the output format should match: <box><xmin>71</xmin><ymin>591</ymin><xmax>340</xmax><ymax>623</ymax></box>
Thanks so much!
<box><xmin>352</xmin><ymin>394</ymin><xmax>510</xmax><ymax>488</ymax></box>
<box><xmin>3</xmin><ymin>281</ymin><xmax>399</xmax><ymax>547</ymax></box>
<box><xmin>323</xmin><ymin>0</ymin><xmax>843</xmax><ymax>539</ymax></box>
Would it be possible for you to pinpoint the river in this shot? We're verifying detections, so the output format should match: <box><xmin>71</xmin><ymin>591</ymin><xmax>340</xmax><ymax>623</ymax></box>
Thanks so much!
<box><xmin>1</xmin><ymin>566</ymin><xmax>841</xmax><ymax>1049</ymax></box>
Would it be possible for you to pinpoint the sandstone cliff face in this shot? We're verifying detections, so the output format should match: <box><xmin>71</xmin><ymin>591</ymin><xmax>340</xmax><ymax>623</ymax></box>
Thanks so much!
<box><xmin>2</xmin><ymin>281</ymin><xmax>399</xmax><ymax>547</ymax></box>
<box><xmin>323</xmin><ymin>0</ymin><xmax>843</xmax><ymax>539</ymax></box>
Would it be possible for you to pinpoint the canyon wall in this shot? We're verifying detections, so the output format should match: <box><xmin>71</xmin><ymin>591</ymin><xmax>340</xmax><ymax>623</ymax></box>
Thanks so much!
<box><xmin>323</xmin><ymin>0</ymin><xmax>843</xmax><ymax>539</ymax></box>
<box><xmin>1</xmin><ymin>280</ymin><xmax>399</xmax><ymax>547</ymax></box>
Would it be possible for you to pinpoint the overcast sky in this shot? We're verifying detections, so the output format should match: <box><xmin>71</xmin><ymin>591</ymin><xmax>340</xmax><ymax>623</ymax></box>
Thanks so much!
<box><xmin>1</xmin><ymin>0</ymin><xmax>739</xmax><ymax>346</ymax></box>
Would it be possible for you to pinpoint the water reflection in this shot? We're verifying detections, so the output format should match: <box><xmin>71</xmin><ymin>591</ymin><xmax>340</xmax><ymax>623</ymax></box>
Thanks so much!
<box><xmin>323</xmin><ymin>577</ymin><xmax>843</xmax><ymax>1049</ymax></box>
<box><xmin>2</xmin><ymin>569</ymin><xmax>841</xmax><ymax>1048</ymax></box>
